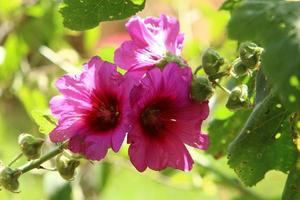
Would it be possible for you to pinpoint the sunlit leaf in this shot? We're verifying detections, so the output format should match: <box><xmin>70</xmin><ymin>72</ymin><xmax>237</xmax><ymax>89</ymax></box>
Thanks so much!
<box><xmin>31</xmin><ymin>110</ymin><xmax>57</xmax><ymax>135</ymax></box>
<box><xmin>227</xmin><ymin>0</ymin><xmax>300</xmax><ymax>111</ymax></box>
<box><xmin>0</xmin><ymin>34</ymin><xmax>28</xmax><ymax>83</ymax></box>
<box><xmin>60</xmin><ymin>0</ymin><xmax>146</xmax><ymax>31</ymax></box>
<box><xmin>219</xmin><ymin>0</ymin><xmax>242</xmax><ymax>11</ymax></box>
<box><xmin>228</xmin><ymin>92</ymin><xmax>297</xmax><ymax>186</ymax></box>
<box><xmin>207</xmin><ymin>109</ymin><xmax>251</xmax><ymax>158</ymax></box>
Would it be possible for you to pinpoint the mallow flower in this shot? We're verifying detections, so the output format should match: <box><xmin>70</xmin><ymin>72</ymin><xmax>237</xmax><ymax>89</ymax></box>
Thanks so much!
<box><xmin>115</xmin><ymin>14</ymin><xmax>185</xmax><ymax>74</ymax></box>
<box><xmin>127</xmin><ymin>63</ymin><xmax>209</xmax><ymax>172</ymax></box>
<box><xmin>49</xmin><ymin>57</ymin><xmax>130</xmax><ymax>160</ymax></box>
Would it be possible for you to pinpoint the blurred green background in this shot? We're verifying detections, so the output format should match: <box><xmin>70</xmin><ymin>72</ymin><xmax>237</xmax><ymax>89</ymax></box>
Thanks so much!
<box><xmin>0</xmin><ymin>0</ymin><xmax>287</xmax><ymax>199</ymax></box>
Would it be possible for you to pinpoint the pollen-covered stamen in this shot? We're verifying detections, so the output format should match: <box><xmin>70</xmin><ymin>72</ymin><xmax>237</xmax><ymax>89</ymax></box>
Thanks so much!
<box><xmin>86</xmin><ymin>93</ymin><xmax>120</xmax><ymax>132</ymax></box>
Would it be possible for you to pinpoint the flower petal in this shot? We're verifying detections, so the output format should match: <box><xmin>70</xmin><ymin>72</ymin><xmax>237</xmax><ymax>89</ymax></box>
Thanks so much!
<box><xmin>84</xmin><ymin>134</ymin><xmax>112</xmax><ymax>160</ymax></box>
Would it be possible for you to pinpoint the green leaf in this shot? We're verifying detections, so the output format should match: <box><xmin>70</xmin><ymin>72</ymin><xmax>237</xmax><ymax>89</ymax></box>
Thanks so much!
<box><xmin>16</xmin><ymin>86</ymin><xmax>48</xmax><ymax>115</ymax></box>
<box><xmin>228</xmin><ymin>92</ymin><xmax>297</xmax><ymax>186</ymax></box>
<box><xmin>282</xmin><ymin>156</ymin><xmax>300</xmax><ymax>200</ymax></box>
<box><xmin>207</xmin><ymin>109</ymin><xmax>251</xmax><ymax>158</ymax></box>
<box><xmin>60</xmin><ymin>0</ymin><xmax>146</xmax><ymax>31</ymax></box>
<box><xmin>219</xmin><ymin>0</ymin><xmax>242</xmax><ymax>11</ymax></box>
<box><xmin>0</xmin><ymin>34</ymin><xmax>28</xmax><ymax>83</ymax></box>
<box><xmin>254</xmin><ymin>70</ymin><xmax>271</xmax><ymax>105</ymax></box>
<box><xmin>227</xmin><ymin>0</ymin><xmax>300</xmax><ymax>111</ymax></box>
<box><xmin>31</xmin><ymin>110</ymin><xmax>57</xmax><ymax>135</ymax></box>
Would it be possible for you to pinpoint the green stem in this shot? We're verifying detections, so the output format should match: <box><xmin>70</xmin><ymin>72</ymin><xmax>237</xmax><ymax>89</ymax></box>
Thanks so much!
<box><xmin>213</xmin><ymin>81</ymin><xmax>231</xmax><ymax>95</ymax></box>
<box><xmin>208</xmin><ymin>71</ymin><xmax>230</xmax><ymax>81</ymax></box>
<box><xmin>17</xmin><ymin>142</ymin><xmax>67</xmax><ymax>174</ymax></box>
<box><xmin>193</xmin><ymin>65</ymin><xmax>202</xmax><ymax>75</ymax></box>
<box><xmin>8</xmin><ymin>153</ymin><xmax>23</xmax><ymax>167</ymax></box>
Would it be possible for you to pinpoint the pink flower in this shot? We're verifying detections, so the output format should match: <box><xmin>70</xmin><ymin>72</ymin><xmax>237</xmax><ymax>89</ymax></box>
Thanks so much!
<box><xmin>49</xmin><ymin>57</ymin><xmax>131</xmax><ymax>161</ymax></box>
<box><xmin>115</xmin><ymin>14</ymin><xmax>184</xmax><ymax>74</ymax></box>
<box><xmin>127</xmin><ymin>63</ymin><xmax>209</xmax><ymax>172</ymax></box>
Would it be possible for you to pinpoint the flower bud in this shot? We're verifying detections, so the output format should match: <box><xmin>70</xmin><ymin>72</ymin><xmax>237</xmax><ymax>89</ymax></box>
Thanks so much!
<box><xmin>156</xmin><ymin>53</ymin><xmax>186</xmax><ymax>68</ymax></box>
<box><xmin>18</xmin><ymin>133</ymin><xmax>44</xmax><ymax>160</ymax></box>
<box><xmin>239</xmin><ymin>41</ymin><xmax>263</xmax><ymax>69</ymax></box>
<box><xmin>0</xmin><ymin>165</ymin><xmax>21</xmax><ymax>192</ymax></box>
<box><xmin>226</xmin><ymin>85</ymin><xmax>249</xmax><ymax>111</ymax></box>
<box><xmin>232</xmin><ymin>58</ymin><xmax>249</xmax><ymax>77</ymax></box>
<box><xmin>202</xmin><ymin>48</ymin><xmax>224</xmax><ymax>76</ymax></box>
<box><xmin>190</xmin><ymin>75</ymin><xmax>214</xmax><ymax>102</ymax></box>
<box><xmin>56</xmin><ymin>153</ymin><xmax>80</xmax><ymax>181</ymax></box>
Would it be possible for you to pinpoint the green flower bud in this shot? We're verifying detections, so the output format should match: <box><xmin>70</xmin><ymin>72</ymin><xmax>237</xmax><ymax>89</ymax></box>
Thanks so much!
<box><xmin>18</xmin><ymin>133</ymin><xmax>44</xmax><ymax>160</ymax></box>
<box><xmin>0</xmin><ymin>165</ymin><xmax>21</xmax><ymax>192</ymax></box>
<box><xmin>156</xmin><ymin>53</ymin><xmax>186</xmax><ymax>68</ymax></box>
<box><xmin>56</xmin><ymin>154</ymin><xmax>80</xmax><ymax>181</ymax></box>
<box><xmin>202</xmin><ymin>48</ymin><xmax>224</xmax><ymax>76</ymax></box>
<box><xmin>226</xmin><ymin>85</ymin><xmax>250</xmax><ymax>111</ymax></box>
<box><xmin>239</xmin><ymin>41</ymin><xmax>263</xmax><ymax>69</ymax></box>
<box><xmin>232</xmin><ymin>58</ymin><xmax>249</xmax><ymax>77</ymax></box>
<box><xmin>190</xmin><ymin>75</ymin><xmax>214</xmax><ymax>102</ymax></box>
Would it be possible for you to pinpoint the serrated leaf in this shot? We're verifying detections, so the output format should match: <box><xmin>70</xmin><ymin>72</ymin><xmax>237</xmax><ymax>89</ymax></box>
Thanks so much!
<box><xmin>228</xmin><ymin>92</ymin><xmax>297</xmax><ymax>186</ymax></box>
<box><xmin>60</xmin><ymin>0</ymin><xmax>146</xmax><ymax>31</ymax></box>
<box><xmin>227</xmin><ymin>0</ymin><xmax>300</xmax><ymax>111</ymax></box>
<box><xmin>207</xmin><ymin>110</ymin><xmax>251</xmax><ymax>158</ymax></box>
<box><xmin>31</xmin><ymin>110</ymin><xmax>57</xmax><ymax>135</ymax></box>
<box><xmin>282</xmin><ymin>156</ymin><xmax>300</xmax><ymax>200</ymax></box>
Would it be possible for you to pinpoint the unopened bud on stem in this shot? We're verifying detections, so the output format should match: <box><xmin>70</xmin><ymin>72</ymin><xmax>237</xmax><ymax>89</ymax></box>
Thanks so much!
<box><xmin>56</xmin><ymin>153</ymin><xmax>80</xmax><ymax>181</ymax></box>
<box><xmin>232</xmin><ymin>58</ymin><xmax>249</xmax><ymax>77</ymax></box>
<box><xmin>18</xmin><ymin>133</ymin><xmax>44</xmax><ymax>160</ymax></box>
<box><xmin>239</xmin><ymin>41</ymin><xmax>263</xmax><ymax>69</ymax></box>
<box><xmin>190</xmin><ymin>75</ymin><xmax>214</xmax><ymax>102</ymax></box>
<box><xmin>202</xmin><ymin>49</ymin><xmax>224</xmax><ymax>76</ymax></box>
<box><xmin>226</xmin><ymin>84</ymin><xmax>250</xmax><ymax>111</ymax></box>
<box><xmin>0</xmin><ymin>164</ymin><xmax>21</xmax><ymax>192</ymax></box>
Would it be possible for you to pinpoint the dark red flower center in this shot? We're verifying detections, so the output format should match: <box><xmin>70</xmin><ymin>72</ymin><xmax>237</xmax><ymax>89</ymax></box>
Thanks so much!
<box><xmin>86</xmin><ymin>92</ymin><xmax>120</xmax><ymax>132</ymax></box>
<box><xmin>140</xmin><ymin>98</ymin><xmax>174</xmax><ymax>137</ymax></box>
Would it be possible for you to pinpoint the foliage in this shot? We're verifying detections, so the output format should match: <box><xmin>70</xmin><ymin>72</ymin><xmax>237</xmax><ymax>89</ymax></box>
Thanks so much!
<box><xmin>60</xmin><ymin>0</ymin><xmax>146</xmax><ymax>30</ymax></box>
<box><xmin>227</xmin><ymin>0</ymin><xmax>300</xmax><ymax>112</ymax></box>
<box><xmin>31</xmin><ymin>110</ymin><xmax>57</xmax><ymax>135</ymax></box>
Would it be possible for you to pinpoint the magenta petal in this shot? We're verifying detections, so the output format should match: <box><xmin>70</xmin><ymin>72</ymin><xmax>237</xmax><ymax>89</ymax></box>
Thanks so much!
<box><xmin>84</xmin><ymin>134</ymin><xmax>111</xmax><ymax>160</ymax></box>
<box><xmin>162</xmin><ymin>135</ymin><xmax>194</xmax><ymax>171</ymax></box>
<box><xmin>126</xmin><ymin>16</ymin><xmax>156</xmax><ymax>46</ymax></box>
<box><xmin>127</xmin><ymin>62</ymin><xmax>209</xmax><ymax>172</ymax></box>
<box><xmin>128</xmin><ymin>126</ymin><xmax>147</xmax><ymax>172</ymax></box>
<box><xmin>114</xmin><ymin>41</ymin><xmax>142</xmax><ymax>70</ymax></box>
<box><xmin>68</xmin><ymin>133</ymin><xmax>86</xmax><ymax>154</ymax></box>
<box><xmin>111</xmin><ymin>124</ymin><xmax>127</xmax><ymax>152</ymax></box>
<box><xmin>146</xmin><ymin>141</ymin><xmax>167</xmax><ymax>170</ymax></box>
<box><xmin>115</xmin><ymin>14</ymin><xmax>185</xmax><ymax>72</ymax></box>
<box><xmin>160</xmin><ymin>14</ymin><xmax>181</xmax><ymax>54</ymax></box>
<box><xmin>50</xmin><ymin>120</ymin><xmax>84</xmax><ymax>142</ymax></box>
<box><xmin>144</xmin><ymin>135</ymin><xmax>194</xmax><ymax>171</ymax></box>
<box><xmin>55</xmin><ymin>75</ymin><xmax>90</xmax><ymax>101</ymax></box>
<box><xmin>50</xmin><ymin>56</ymin><xmax>129</xmax><ymax>160</ymax></box>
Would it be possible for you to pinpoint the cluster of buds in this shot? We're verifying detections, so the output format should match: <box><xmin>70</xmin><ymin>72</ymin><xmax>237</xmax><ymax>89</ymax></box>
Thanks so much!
<box><xmin>190</xmin><ymin>49</ymin><xmax>224</xmax><ymax>102</ymax></box>
<box><xmin>191</xmin><ymin>42</ymin><xmax>263</xmax><ymax>111</ymax></box>
<box><xmin>0</xmin><ymin>133</ymin><xmax>81</xmax><ymax>193</ymax></box>
<box><xmin>232</xmin><ymin>42</ymin><xmax>264</xmax><ymax>77</ymax></box>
